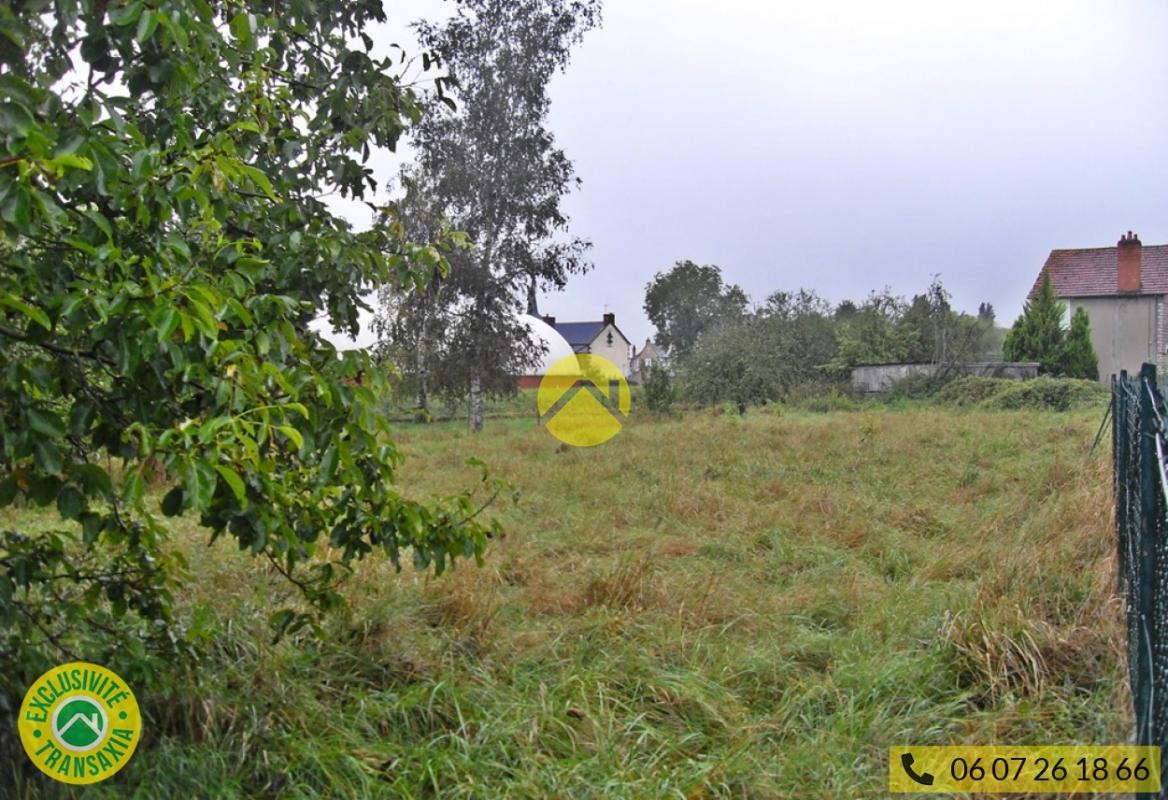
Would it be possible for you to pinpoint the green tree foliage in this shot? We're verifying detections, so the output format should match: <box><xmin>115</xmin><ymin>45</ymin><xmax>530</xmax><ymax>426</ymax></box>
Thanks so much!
<box><xmin>832</xmin><ymin>279</ymin><xmax>997</xmax><ymax>374</ymax></box>
<box><xmin>905</xmin><ymin>279</ymin><xmax>998</xmax><ymax>364</ymax></box>
<box><xmin>674</xmin><ymin>277</ymin><xmax>1002</xmax><ymax>406</ymax></box>
<box><xmin>679</xmin><ymin>317</ymin><xmax>772</xmax><ymax>410</ymax></box>
<box><xmin>756</xmin><ymin>289</ymin><xmax>838</xmax><ymax>389</ymax></box>
<box><xmin>1060</xmin><ymin>306</ymin><xmax>1100</xmax><ymax>380</ymax></box>
<box><xmin>899</xmin><ymin>279</ymin><xmax>954</xmax><ymax>362</ymax></box>
<box><xmin>680</xmin><ymin>290</ymin><xmax>837</xmax><ymax>408</ymax></box>
<box><xmin>834</xmin><ymin>300</ymin><xmax>859</xmax><ymax>320</ymax></box>
<box><xmin>0</xmin><ymin>1</ymin><xmax>502</xmax><ymax>689</ymax></box>
<box><xmin>373</xmin><ymin>171</ymin><xmax>453</xmax><ymax>422</ymax></box>
<box><xmin>830</xmin><ymin>289</ymin><xmax>916</xmax><ymax>369</ymax></box>
<box><xmin>643</xmin><ymin>260</ymin><xmax>748</xmax><ymax>358</ymax></box>
<box><xmin>641</xmin><ymin>362</ymin><xmax>676</xmax><ymax>413</ymax></box>
<box><xmin>1003</xmin><ymin>272</ymin><xmax>1068</xmax><ymax>374</ymax></box>
<box><xmin>377</xmin><ymin>0</ymin><xmax>599</xmax><ymax>432</ymax></box>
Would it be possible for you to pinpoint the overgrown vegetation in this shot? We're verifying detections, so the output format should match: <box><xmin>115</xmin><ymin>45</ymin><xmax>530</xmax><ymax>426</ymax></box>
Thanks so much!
<box><xmin>5</xmin><ymin>403</ymin><xmax>1123</xmax><ymax>797</ymax></box>
<box><xmin>0</xmin><ymin>0</ymin><xmax>499</xmax><ymax>713</ymax></box>
<box><xmin>937</xmin><ymin>376</ymin><xmax>1107</xmax><ymax>411</ymax></box>
<box><xmin>640</xmin><ymin>362</ymin><xmax>676</xmax><ymax>413</ymax></box>
<box><xmin>647</xmin><ymin>268</ymin><xmax>1004</xmax><ymax>410</ymax></box>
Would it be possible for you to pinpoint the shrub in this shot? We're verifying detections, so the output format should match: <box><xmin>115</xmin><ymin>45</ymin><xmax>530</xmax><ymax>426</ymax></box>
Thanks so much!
<box><xmin>642</xmin><ymin>363</ymin><xmax>677</xmax><ymax>413</ymax></box>
<box><xmin>792</xmin><ymin>391</ymin><xmax>864</xmax><ymax>413</ymax></box>
<box><xmin>982</xmin><ymin>377</ymin><xmax>1107</xmax><ymax>411</ymax></box>
<box><xmin>782</xmin><ymin>377</ymin><xmax>851</xmax><ymax>404</ymax></box>
<box><xmin>935</xmin><ymin>376</ymin><xmax>1105</xmax><ymax>411</ymax></box>
<box><xmin>886</xmin><ymin>371</ymin><xmax>952</xmax><ymax>401</ymax></box>
<box><xmin>936</xmin><ymin>376</ymin><xmax>1012</xmax><ymax>406</ymax></box>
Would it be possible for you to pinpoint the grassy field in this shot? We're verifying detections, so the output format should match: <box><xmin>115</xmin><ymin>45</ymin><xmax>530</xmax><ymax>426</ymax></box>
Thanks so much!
<box><xmin>7</xmin><ymin>401</ymin><xmax>1126</xmax><ymax>798</ymax></box>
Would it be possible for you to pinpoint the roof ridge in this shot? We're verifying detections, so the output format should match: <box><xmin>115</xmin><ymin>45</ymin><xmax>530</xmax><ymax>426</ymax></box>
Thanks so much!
<box><xmin>1035</xmin><ymin>241</ymin><xmax>1168</xmax><ymax>299</ymax></box>
<box><xmin>1051</xmin><ymin>243</ymin><xmax>1168</xmax><ymax>254</ymax></box>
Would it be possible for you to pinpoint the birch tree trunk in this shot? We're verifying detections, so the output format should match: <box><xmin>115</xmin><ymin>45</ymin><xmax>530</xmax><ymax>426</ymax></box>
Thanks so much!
<box><xmin>414</xmin><ymin>379</ymin><xmax>428</xmax><ymax>423</ymax></box>
<box><xmin>466</xmin><ymin>234</ymin><xmax>495</xmax><ymax>435</ymax></box>
<box><xmin>413</xmin><ymin>306</ymin><xmax>429</xmax><ymax>422</ymax></box>
<box><xmin>469</xmin><ymin>369</ymin><xmax>484</xmax><ymax>433</ymax></box>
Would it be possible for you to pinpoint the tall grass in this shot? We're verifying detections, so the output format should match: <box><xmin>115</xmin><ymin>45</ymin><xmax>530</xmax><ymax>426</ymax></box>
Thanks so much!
<box><xmin>5</xmin><ymin>400</ymin><xmax>1126</xmax><ymax>798</ymax></box>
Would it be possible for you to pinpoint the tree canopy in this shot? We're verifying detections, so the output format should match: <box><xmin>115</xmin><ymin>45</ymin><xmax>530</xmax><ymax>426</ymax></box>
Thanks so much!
<box><xmin>643</xmin><ymin>261</ymin><xmax>748</xmax><ymax>359</ymax></box>
<box><xmin>0</xmin><ymin>0</ymin><xmax>500</xmax><ymax>686</ymax></box>
<box><xmin>375</xmin><ymin>0</ymin><xmax>599</xmax><ymax>431</ymax></box>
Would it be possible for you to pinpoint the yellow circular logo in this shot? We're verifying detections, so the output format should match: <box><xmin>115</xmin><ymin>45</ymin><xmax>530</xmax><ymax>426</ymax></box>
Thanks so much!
<box><xmin>18</xmin><ymin>662</ymin><xmax>141</xmax><ymax>784</ymax></box>
<box><xmin>537</xmin><ymin>354</ymin><xmax>631</xmax><ymax>447</ymax></box>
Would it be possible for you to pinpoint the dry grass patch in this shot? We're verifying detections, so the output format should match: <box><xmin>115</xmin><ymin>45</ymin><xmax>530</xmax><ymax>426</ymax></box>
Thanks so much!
<box><xmin>6</xmin><ymin>401</ymin><xmax>1129</xmax><ymax>800</ymax></box>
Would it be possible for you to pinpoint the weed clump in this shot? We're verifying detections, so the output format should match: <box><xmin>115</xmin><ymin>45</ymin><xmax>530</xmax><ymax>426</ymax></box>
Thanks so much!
<box><xmin>937</xmin><ymin>376</ymin><xmax>1106</xmax><ymax>411</ymax></box>
<box><xmin>936</xmin><ymin>376</ymin><xmax>1008</xmax><ymax>406</ymax></box>
<box><xmin>983</xmin><ymin>377</ymin><xmax>1107</xmax><ymax>411</ymax></box>
<box><xmin>792</xmin><ymin>390</ymin><xmax>863</xmax><ymax>413</ymax></box>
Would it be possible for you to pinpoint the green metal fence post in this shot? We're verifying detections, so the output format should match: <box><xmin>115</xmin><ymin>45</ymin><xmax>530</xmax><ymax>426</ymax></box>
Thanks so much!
<box><xmin>1136</xmin><ymin>363</ymin><xmax>1157</xmax><ymax>751</ymax></box>
<box><xmin>1117</xmin><ymin>371</ymin><xmax>1127</xmax><ymax>585</ymax></box>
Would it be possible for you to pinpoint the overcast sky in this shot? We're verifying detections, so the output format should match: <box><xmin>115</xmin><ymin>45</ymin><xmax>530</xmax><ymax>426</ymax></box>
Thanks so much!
<box><xmin>324</xmin><ymin>0</ymin><xmax>1168</xmax><ymax>349</ymax></box>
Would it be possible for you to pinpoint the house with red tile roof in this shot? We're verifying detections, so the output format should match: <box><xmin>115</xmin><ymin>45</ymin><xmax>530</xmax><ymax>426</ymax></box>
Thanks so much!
<box><xmin>1029</xmin><ymin>231</ymin><xmax>1168</xmax><ymax>381</ymax></box>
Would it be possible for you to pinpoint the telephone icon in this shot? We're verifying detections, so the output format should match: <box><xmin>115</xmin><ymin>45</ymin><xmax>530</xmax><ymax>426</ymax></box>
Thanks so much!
<box><xmin>901</xmin><ymin>753</ymin><xmax>935</xmax><ymax>786</ymax></box>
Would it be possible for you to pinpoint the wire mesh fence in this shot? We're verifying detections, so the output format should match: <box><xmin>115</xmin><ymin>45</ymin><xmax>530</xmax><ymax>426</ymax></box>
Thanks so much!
<box><xmin>1114</xmin><ymin>363</ymin><xmax>1168</xmax><ymax>798</ymax></box>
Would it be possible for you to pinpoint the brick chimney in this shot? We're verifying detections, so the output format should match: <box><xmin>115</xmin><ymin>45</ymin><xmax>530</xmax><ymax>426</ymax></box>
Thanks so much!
<box><xmin>541</xmin><ymin>314</ymin><xmax>556</xmax><ymax>326</ymax></box>
<box><xmin>1118</xmin><ymin>230</ymin><xmax>1142</xmax><ymax>292</ymax></box>
<box><xmin>602</xmin><ymin>312</ymin><xmax>615</xmax><ymax>326</ymax></box>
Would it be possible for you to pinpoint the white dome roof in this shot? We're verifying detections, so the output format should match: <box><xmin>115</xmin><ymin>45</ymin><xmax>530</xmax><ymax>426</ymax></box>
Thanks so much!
<box><xmin>310</xmin><ymin>305</ymin><xmax>379</xmax><ymax>352</ymax></box>
<box><xmin>517</xmin><ymin>313</ymin><xmax>575</xmax><ymax>374</ymax></box>
<box><xmin>309</xmin><ymin>306</ymin><xmax>575</xmax><ymax>374</ymax></box>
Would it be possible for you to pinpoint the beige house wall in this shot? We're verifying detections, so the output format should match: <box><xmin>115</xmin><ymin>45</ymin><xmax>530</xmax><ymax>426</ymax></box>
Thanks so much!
<box><xmin>1066</xmin><ymin>295</ymin><xmax>1163</xmax><ymax>380</ymax></box>
<box><xmin>585</xmin><ymin>324</ymin><xmax>631</xmax><ymax>374</ymax></box>
<box><xmin>1159</xmin><ymin>296</ymin><xmax>1168</xmax><ymax>376</ymax></box>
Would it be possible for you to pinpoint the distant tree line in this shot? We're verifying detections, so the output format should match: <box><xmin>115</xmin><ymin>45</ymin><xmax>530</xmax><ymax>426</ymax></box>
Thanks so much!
<box><xmin>642</xmin><ymin>260</ymin><xmax>1096</xmax><ymax>410</ymax></box>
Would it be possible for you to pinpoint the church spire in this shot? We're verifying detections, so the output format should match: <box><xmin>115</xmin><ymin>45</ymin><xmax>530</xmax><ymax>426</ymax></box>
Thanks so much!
<box><xmin>525</xmin><ymin>274</ymin><xmax>539</xmax><ymax>316</ymax></box>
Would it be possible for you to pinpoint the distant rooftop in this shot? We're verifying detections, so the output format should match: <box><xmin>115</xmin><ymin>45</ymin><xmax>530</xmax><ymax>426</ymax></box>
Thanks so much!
<box><xmin>553</xmin><ymin>321</ymin><xmax>607</xmax><ymax>346</ymax></box>
<box><xmin>1033</xmin><ymin>236</ymin><xmax>1168</xmax><ymax>298</ymax></box>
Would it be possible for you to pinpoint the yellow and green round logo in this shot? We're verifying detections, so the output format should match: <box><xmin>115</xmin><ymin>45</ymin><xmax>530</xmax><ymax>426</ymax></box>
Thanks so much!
<box><xmin>537</xmin><ymin>354</ymin><xmax>631</xmax><ymax>447</ymax></box>
<box><xmin>18</xmin><ymin>662</ymin><xmax>141</xmax><ymax>784</ymax></box>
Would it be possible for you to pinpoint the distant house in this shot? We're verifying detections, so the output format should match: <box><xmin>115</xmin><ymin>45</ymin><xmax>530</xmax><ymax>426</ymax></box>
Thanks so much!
<box><xmin>628</xmin><ymin>339</ymin><xmax>669</xmax><ymax>385</ymax></box>
<box><xmin>516</xmin><ymin>311</ymin><xmax>632</xmax><ymax>388</ymax></box>
<box><xmin>1030</xmin><ymin>231</ymin><xmax>1168</xmax><ymax>381</ymax></box>
<box><xmin>542</xmin><ymin>312</ymin><xmax>632</xmax><ymax>376</ymax></box>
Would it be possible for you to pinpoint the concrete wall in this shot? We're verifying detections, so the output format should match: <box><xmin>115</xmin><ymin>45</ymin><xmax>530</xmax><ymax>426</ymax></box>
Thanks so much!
<box><xmin>851</xmin><ymin>362</ymin><xmax>1040</xmax><ymax>395</ymax></box>
<box><xmin>851</xmin><ymin>363</ymin><xmax>935</xmax><ymax>394</ymax></box>
<box><xmin>1066</xmin><ymin>295</ymin><xmax>1160</xmax><ymax>380</ymax></box>
<box><xmin>962</xmin><ymin>362</ymin><xmax>1042</xmax><ymax>379</ymax></box>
